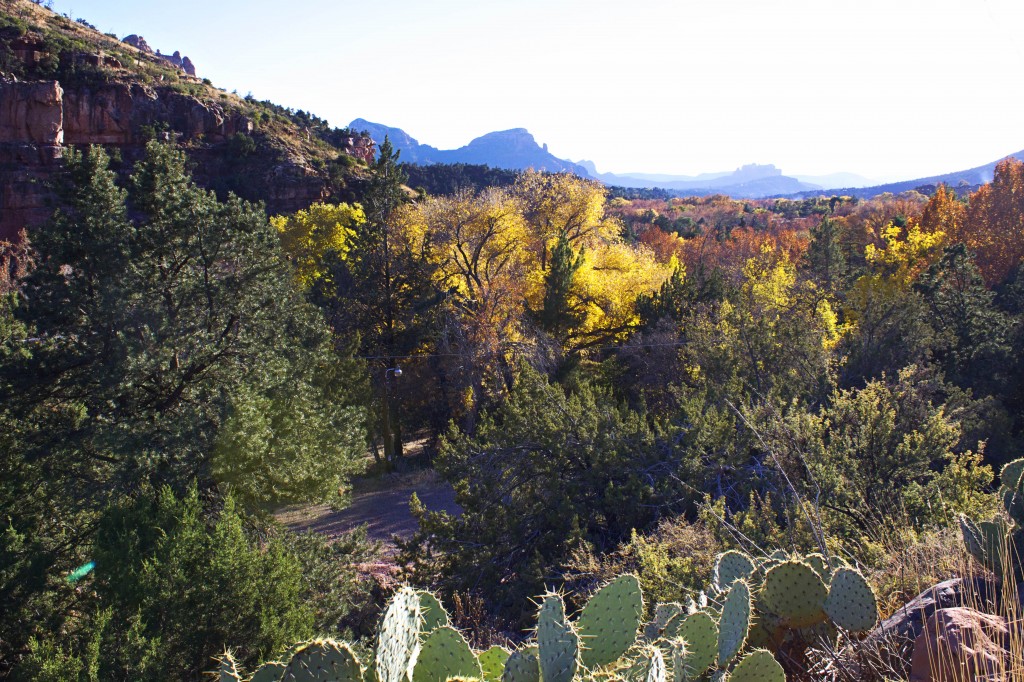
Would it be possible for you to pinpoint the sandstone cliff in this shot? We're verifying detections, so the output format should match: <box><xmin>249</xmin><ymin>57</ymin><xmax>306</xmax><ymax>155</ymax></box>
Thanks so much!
<box><xmin>0</xmin><ymin>0</ymin><xmax>372</xmax><ymax>241</ymax></box>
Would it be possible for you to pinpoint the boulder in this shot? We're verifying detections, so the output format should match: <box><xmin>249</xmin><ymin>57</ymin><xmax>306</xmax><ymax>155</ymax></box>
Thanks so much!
<box><xmin>861</xmin><ymin>577</ymin><xmax>997</xmax><ymax>677</ymax></box>
<box><xmin>909</xmin><ymin>607</ymin><xmax>1009</xmax><ymax>681</ymax></box>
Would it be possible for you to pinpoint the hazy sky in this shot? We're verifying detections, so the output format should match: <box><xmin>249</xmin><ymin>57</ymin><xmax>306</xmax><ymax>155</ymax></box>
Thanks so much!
<box><xmin>48</xmin><ymin>0</ymin><xmax>1024</xmax><ymax>180</ymax></box>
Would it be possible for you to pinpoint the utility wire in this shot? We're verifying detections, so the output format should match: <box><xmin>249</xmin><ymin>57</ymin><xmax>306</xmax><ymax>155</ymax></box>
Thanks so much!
<box><xmin>355</xmin><ymin>340</ymin><xmax>693</xmax><ymax>361</ymax></box>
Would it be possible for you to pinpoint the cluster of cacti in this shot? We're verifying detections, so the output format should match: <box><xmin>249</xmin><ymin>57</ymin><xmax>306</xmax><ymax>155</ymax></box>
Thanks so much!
<box><xmin>960</xmin><ymin>457</ymin><xmax>1024</xmax><ymax>581</ymax></box>
<box><xmin>640</xmin><ymin>549</ymin><xmax>877</xmax><ymax>679</ymax></box>
<box><xmin>216</xmin><ymin>556</ymin><xmax>877</xmax><ymax>682</ymax></box>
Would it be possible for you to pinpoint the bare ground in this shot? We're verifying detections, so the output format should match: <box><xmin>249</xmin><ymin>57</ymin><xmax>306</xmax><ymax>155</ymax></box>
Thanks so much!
<box><xmin>275</xmin><ymin>464</ymin><xmax>459</xmax><ymax>556</ymax></box>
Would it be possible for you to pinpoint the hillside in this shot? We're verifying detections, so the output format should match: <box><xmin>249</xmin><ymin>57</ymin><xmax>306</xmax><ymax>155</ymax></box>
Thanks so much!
<box><xmin>782</xmin><ymin>149</ymin><xmax>1024</xmax><ymax>199</ymax></box>
<box><xmin>0</xmin><ymin>0</ymin><xmax>373</xmax><ymax>239</ymax></box>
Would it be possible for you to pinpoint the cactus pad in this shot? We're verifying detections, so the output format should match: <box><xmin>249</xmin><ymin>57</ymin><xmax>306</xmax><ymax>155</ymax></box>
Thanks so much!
<box><xmin>761</xmin><ymin>560</ymin><xmax>827</xmax><ymax>628</ymax></box>
<box><xmin>377</xmin><ymin>586</ymin><xmax>423</xmax><ymax>682</ymax></box>
<box><xmin>824</xmin><ymin>567</ymin><xmax>877</xmax><ymax>632</ymax></box>
<box><xmin>727</xmin><ymin>649</ymin><xmax>784</xmax><ymax>682</ymax></box>
<box><xmin>717</xmin><ymin>580</ymin><xmax>750</xmax><ymax>666</ymax></box>
<box><xmin>665</xmin><ymin>638</ymin><xmax>687</xmax><ymax>682</ymax></box>
<box><xmin>577</xmin><ymin>574</ymin><xmax>643</xmax><ymax>669</ymax></box>
<box><xmin>536</xmin><ymin>594</ymin><xmax>578</xmax><ymax>682</ymax></box>
<box><xmin>501</xmin><ymin>647</ymin><xmax>540</xmax><ymax>682</ymax></box>
<box><xmin>250</xmin><ymin>661</ymin><xmax>287</xmax><ymax>682</ymax></box>
<box><xmin>417</xmin><ymin>590</ymin><xmax>450</xmax><ymax>634</ymax></box>
<box><xmin>217</xmin><ymin>651</ymin><xmax>242</xmax><ymax>682</ymax></box>
<box><xmin>410</xmin><ymin>626</ymin><xmax>480</xmax><ymax>682</ymax></box>
<box><xmin>282</xmin><ymin>640</ymin><xmax>362</xmax><ymax>682</ymax></box>
<box><xmin>960</xmin><ymin>514</ymin><xmax>987</xmax><ymax>565</ymax></box>
<box><xmin>713</xmin><ymin>551</ymin><xmax>755</xmax><ymax>592</ymax></box>
<box><xmin>644</xmin><ymin>602</ymin><xmax>682</xmax><ymax>642</ymax></box>
<box><xmin>644</xmin><ymin>647</ymin><xmax>666</xmax><ymax>682</ymax></box>
<box><xmin>676</xmin><ymin>611</ymin><xmax>717</xmax><ymax>677</ymax></box>
<box><xmin>479</xmin><ymin>646</ymin><xmax>510</xmax><ymax>682</ymax></box>
<box><xmin>1001</xmin><ymin>459</ymin><xmax>1024</xmax><ymax>526</ymax></box>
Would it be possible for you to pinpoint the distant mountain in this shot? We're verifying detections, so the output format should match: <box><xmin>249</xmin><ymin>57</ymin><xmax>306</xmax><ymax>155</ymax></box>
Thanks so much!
<box><xmin>350</xmin><ymin>119</ymin><xmax>590</xmax><ymax>176</ymax></box>
<box><xmin>580</xmin><ymin>162</ymin><xmax>822</xmax><ymax>198</ymax></box>
<box><xmin>784</xmin><ymin>150</ymin><xmax>1024</xmax><ymax>199</ymax></box>
<box><xmin>791</xmin><ymin>172</ymin><xmax>876</xmax><ymax>189</ymax></box>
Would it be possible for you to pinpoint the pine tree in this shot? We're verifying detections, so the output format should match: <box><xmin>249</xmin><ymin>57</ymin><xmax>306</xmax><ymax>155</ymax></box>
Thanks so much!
<box><xmin>536</xmin><ymin>232</ymin><xmax>585</xmax><ymax>341</ymax></box>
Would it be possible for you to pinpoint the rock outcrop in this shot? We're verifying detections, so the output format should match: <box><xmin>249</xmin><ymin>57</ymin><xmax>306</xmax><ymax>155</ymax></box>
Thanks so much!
<box><xmin>122</xmin><ymin>35</ymin><xmax>196</xmax><ymax>76</ymax></box>
<box><xmin>909</xmin><ymin>608</ymin><xmax>1010</xmax><ymax>682</ymax></box>
<box><xmin>0</xmin><ymin>78</ymin><xmax>262</xmax><ymax>240</ymax></box>
<box><xmin>61</xmin><ymin>82</ymin><xmax>252</xmax><ymax>146</ymax></box>
<box><xmin>0</xmin><ymin>80</ymin><xmax>64</xmax><ymax>240</ymax></box>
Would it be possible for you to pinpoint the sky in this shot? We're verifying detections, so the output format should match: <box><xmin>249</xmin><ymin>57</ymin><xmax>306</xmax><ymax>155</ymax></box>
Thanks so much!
<box><xmin>46</xmin><ymin>0</ymin><xmax>1024</xmax><ymax>181</ymax></box>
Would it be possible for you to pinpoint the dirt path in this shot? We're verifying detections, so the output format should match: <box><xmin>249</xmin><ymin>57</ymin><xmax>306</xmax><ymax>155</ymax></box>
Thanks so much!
<box><xmin>275</xmin><ymin>468</ymin><xmax>460</xmax><ymax>551</ymax></box>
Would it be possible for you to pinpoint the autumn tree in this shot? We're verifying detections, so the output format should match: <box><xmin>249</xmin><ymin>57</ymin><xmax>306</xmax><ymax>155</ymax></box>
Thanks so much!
<box><xmin>417</xmin><ymin>188</ymin><xmax>531</xmax><ymax>424</ymax></box>
<box><xmin>963</xmin><ymin>158</ymin><xmax>1024</xmax><ymax>285</ymax></box>
<box><xmin>511</xmin><ymin>170</ymin><xmax>618</xmax><ymax>269</ymax></box>
<box><xmin>272</xmin><ymin>202</ymin><xmax>364</xmax><ymax>290</ymax></box>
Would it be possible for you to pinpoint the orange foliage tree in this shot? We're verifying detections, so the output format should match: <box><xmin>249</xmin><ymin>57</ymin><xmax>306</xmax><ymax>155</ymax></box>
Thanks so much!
<box><xmin>963</xmin><ymin>158</ymin><xmax>1024</xmax><ymax>285</ymax></box>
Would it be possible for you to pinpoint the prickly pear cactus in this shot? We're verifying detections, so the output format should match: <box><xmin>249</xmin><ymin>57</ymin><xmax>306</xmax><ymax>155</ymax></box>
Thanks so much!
<box><xmin>1001</xmin><ymin>459</ymin><xmax>1024</xmax><ymax>525</ymax></box>
<box><xmin>282</xmin><ymin>640</ymin><xmax>363</xmax><ymax>682</ymax></box>
<box><xmin>376</xmin><ymin>586</ymin><xmax>422</xmax><ymax>682</ymax></box>
<box><xmin>664</xmin><ymin>638</ymin><xmax>687</xmax><ymax>682</ymax></box>
<box><xmin>824</xmin><ymin>567</ymin><xmax>878</xmax><ymax>632</ymax></box>
<box><xmin>676</xmin><ymin>611</ymin><xmax>717</xmax><ymax>678</ymax></box>
<box><xmin>479</xmin><ymin>646</ymin><xmax>510</xmax><ymax>682</ymax></box>
<box><xmin>250</xmin><ymin>661</ymin><xmax>287</xmax><ymax>682</ymax></box>
<box><xmin>411</xmin><ymin>626</ymin><xmax>481</xmax><ymax>682</ymax></box>
<box><xmin>643</xmin><ymin>602</ymin><xmax>682</xmax><ymax>642</ymax></box>
<box><xmin>643</xmin><ymin>647</ymin><xmax>665</xmax><ymax>682</ymax></box>
<box><xmin>727</xmin><ymin>649</ymin><xmax>785</xmax><ymax>682</ymax></box>
<box><xmin>501</xmin><ymin>646</ymin><xmax>540</xmax><ymax>682</ymax></box>
<box><xmin>576</xmin><ymin>574</ymin><xmax>643</xmax><ymax>669</ymax></box>
<box><xmin>805</xmin><ymin>553</ymin><xmax>829</xmax><ymax>583</ymax></box>
<box><xmin>713</xmin><ymin>551</ymin><xmax>755</xmax><ymax>592</ymax></box>
<box><xmin>717</xmin><ymin>580</ymin><xmax>750</xmax><ymax>666</ymax></box>
<box><xmin>216</xmin><ymin>650</ymin><xmax>242</xmax><ymax>682</ymax></box>
<box><xmin>760</xmin><ymin>560</ymin><xmax>827</xmax><ymax>628</ymax></box>
<box><xmin>417</xmin><ymin>590</ymin><xmax>450</xmax><ymax>634</ymax></box>
<box><xmin>536</xmin><ymin>594</ymin><xmax>579</xmax><ymax>682</ymax></box>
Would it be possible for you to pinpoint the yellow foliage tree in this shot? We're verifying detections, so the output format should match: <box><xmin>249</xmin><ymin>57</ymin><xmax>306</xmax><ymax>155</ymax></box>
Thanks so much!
<box><xmin>271</xmin><ymin>202</ymin><xmax>365</xmax><ymax>289</ymax></box>
<box><xmin>566</xmin><ymin>241</ymin><xmax>672</xmax><ymax>348</ymax></box>
<box><xmin>512</xmin><ymin>170</ymin><xmax>620</xmax><ymax>269</ymax></box>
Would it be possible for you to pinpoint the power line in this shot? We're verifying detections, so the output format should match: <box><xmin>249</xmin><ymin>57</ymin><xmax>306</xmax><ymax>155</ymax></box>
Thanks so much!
<box><xmin>356</xmin><ymin>339</ymin><xmax>692</xmax><ymax>360</ymax></box>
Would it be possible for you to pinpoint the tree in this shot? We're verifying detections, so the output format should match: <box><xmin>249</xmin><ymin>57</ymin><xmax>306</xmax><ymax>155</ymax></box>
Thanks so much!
<box><xmin>272</xmin><ymin>202</ymin><xmax>365</xmax><ymax>290</ymax></box>
<box><xmin>405</xmin><ymin>367</ymin><xmax>693</xmax><ymax>621</ymax></box>
<box><xmin>88</xmin><ymin>486</ymin><xmax>313</xmax><ymax>680</ymax></box>
<box><xmin>0</xmin><ymin>143</ymin><xmax>367</xmax><ymax>667</ymax></box>
<box><xmin>803</xmin><ymin>215</ymin><xmax>847</xmax><ymax>295</ymax></box>
<box><xmin>962</xmin><ymin>158</ymin><xmax>1024</xmax><ymax>286</ymax></box>
<box><xmin>534</xmin><ymin>232</ymin><xmax>585</xmax><ymax>341</ymax></box>
<box><xmin>916</xmin><ymin>244</ymin><xmax>1016</xmax><ymax>399</ymax></box>
<box><xmin>512</xmin><ymin>170</ymin><xmax>618</xmax><ymax>270</ymax></box>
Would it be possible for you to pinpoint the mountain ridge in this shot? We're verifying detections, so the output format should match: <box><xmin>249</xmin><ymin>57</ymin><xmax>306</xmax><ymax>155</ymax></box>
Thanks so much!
<box><xmin>350</xmin><ymin>118</ymin><xmax>591</xmax><ymax>177</ymax></box>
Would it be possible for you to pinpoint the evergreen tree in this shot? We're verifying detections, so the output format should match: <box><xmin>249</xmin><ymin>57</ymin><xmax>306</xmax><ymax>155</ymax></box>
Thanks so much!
<box><xmin>804</xmin><ymin>215</ymin><xmax>847</xmax><ymax>295</ymax></box>
<box><xmin>536</xmin><ymin>232</ymin><xmax>585</xmax><ymax>341</ymax></box>
<box><xmin>0</xmin><ymin>143</ymin><xmax>367</xmax><ymax>667</ymax></box>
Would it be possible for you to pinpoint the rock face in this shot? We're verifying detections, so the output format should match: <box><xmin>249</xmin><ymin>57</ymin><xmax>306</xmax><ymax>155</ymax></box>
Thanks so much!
<box><xmin>0</xmin><ymin>78</ymin><xmax>261</xmax><ymax>240</ymax></box>
<box><xmin>909</xmin><ymin>608</ymin><xmax>1010</xmax><ymax>682</ymax></box>
<box><xmin>0</xmin><ymin>80</ymin><xmax>63</xmax><ymax>145</ymax></box>
<box><xmin>62</xmin><ymin>83</ymin><xmax>252</xmax><ymax>146</ymax></box>
<box><xmin>0</xmin><ymin>80</ymin><xmax>65</xmax><ymax>240</ymax></box>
